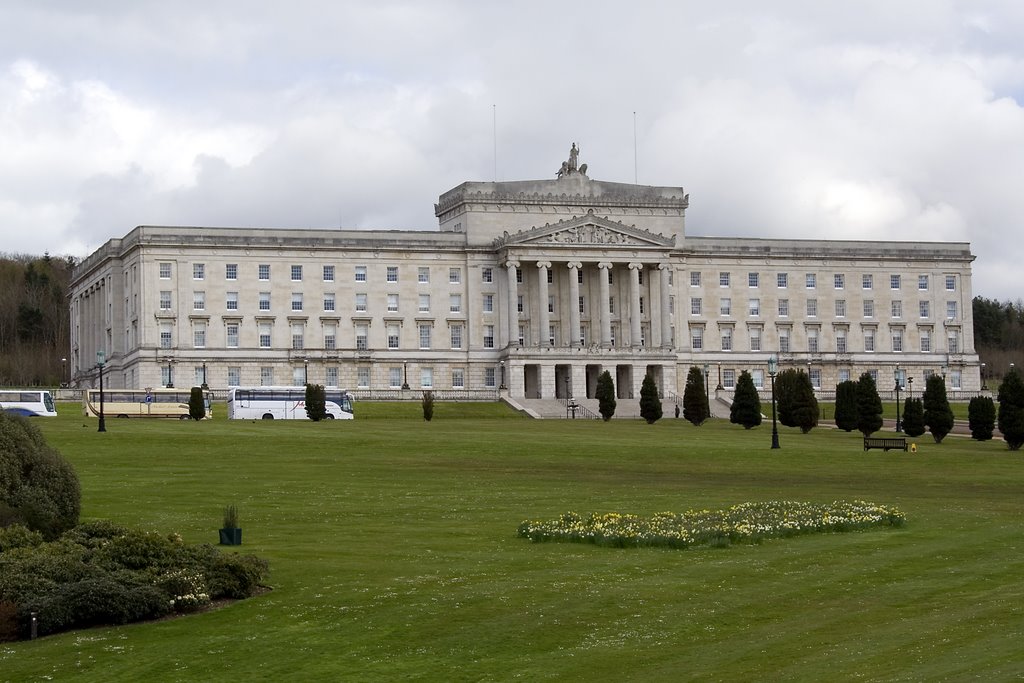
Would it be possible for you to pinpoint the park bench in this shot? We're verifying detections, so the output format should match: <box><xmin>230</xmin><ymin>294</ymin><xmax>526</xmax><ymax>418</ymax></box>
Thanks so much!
<box><xmin>863</xmin><ymin>436</ymin><xmax>908</xmax><ymax>452</ymax></box>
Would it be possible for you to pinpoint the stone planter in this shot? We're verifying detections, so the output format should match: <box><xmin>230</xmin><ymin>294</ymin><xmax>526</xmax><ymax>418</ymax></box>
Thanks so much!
<box><xmin>219</xmin><ymin>527</ymin><xmax>242</xmax><ymax>545</ymax></box>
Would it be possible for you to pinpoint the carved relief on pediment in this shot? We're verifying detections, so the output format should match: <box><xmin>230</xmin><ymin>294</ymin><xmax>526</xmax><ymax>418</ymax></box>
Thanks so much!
<box><xmin>542</xmin><ymin>224</ymin><xmax>640</xmax><ymax>245</ymax></box>
<box><xmin>493</xmin><ymin>213</ymin><xmax>675</xmax><ymax>249</ymax></box>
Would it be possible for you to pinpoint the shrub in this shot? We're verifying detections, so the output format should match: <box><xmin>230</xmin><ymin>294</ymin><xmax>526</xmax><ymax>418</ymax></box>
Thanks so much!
<box><xmin>790</xmin><ymin>372</ymin><xmax>819</xmax><ymax>434</ymax></box>
<box><xmin>968</xmin><ymin>395</ymin><xmax>996</xmax><ymax>441</ymax></box>
<box><xmin>902</xmin><ymin>397</ymin><xmax>925</xmax><ymax>438</ymax></box>
<box><xmin>682</xmin><ymin>366</ymin><xmax>709</xmax><ymax>425</ymax></box>
<box><xmin>0</xmin><ymin>524</ymin><xmax>44</xmax><ymax>553</ymax></box>
<box><xmin>188</xmin><ymin>386</ymin><xmax>205</xmax><ymax>421</ymax></box>
<box><xmin>997</xmin><ymin>368</ymin><xmax>1024</xmax><ymax>450</ymax></box>
<box><xmin>729</xmin><ymin>371</ymin><xmax>762</xmax><ymax>429</ymax></box>
<box><xmin>639</xmin><ymin>374</ymin><xmax>662</xmax><ymax>424</ymax></box>
<box><xmin>856</xmin><ymin>373</ymin><xmax>884</xmax><ymax>437</ymax></box>
<box><xmin>0</xmin><ymin>412</ymin><xmax>80</xmax><ymax>539</ymax></box>
<box><xmin>422</xmin><ymin>391</ymin><xmax>434</xmax><ymax>421</ymax></box>
<box><xmin>922</xmin><ymin>375</ymin><xmax>954</xmax><ymax>443</ymax></box>
<box><xmin>775</xmin><ymin>369</ymin><xmax>802</xmax><ymax>428</ymax></box>
<box><xmin>596</xmin><ymin>371</ymin><xmax>616</xmax><ymax>421</ymax></box>
<box><xmin>305</xmin><ymin>384</ymin><xmax>327</xmax><ymax>421</ymax></box>
<box><xmin>207</xmin><ymin>553</ymin><xmax>270</xmax><ymax>600</ymax></box>
<box><xmin>834</xmin><ymin>380</ymin><xmax>859</xmax><ymax>432</ymax></box>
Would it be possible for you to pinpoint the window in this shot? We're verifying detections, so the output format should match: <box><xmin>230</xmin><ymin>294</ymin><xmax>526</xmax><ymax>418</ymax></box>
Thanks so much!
<box><xmin>690</xmin><ymin>271</ymin><xmax>701</xmax><ymax>287</ymax></box>
<box><xmin>159</xmin><ymin>262</ymin><xmax>172</xmax><ymax>279</ymax></box>
<box><xmin>778</xmin><ymin>299</ymin><xmax>789</xmax><ymax>317</ymax></box>
<box><xmin>227</xmin><ymin>367</ymin><xmax>240</xmax><ymax>387</ymax></box>
<box><xmin>920</xmin><ymin>328</ymin><xmax>931</xmax><ymax>352</ymax></box>
<box><xmin>355</xmin><ymin>324</ymin><xmax>368</xmax><ymax>351</ymax></box>
<box><xmin>518</xmin><ymin>324</ymin><xmax>525</xmax><ymax>346</ymax></box>
<box><xmin>355</xmin><ymin>293</ymin><xmax>367</xmax><ymax>312</ymax></box>
<box><xmin>721</xmin><ymin>326</ymin><xmax>733</xmax><ymax>351</ymax></box>
<box><xmin>418</xmin><ymin>267</ymin><xmax>429</xmax><ymax>283</ymax></box>
<box><xmin>226</xmin><ymin>291</ymin><xmax>238</xmax><ymax>311</ymax></box>
<box><xmin>323</xmin><ymin>293</ymin><xmax>335</xmax><ymax>312</ymax></box>
<box><xmin>807</xmin><ymin>327</ymin><xmax>819</xmax><ymax>353</ymax></box>
<box><xmin>324</xmin><ymin>323</ymin><xmax>337</xmax><ymax>350</ymax></box>
<box><xmin>452</xmin><ymin>368</ymin><xmax>465</xmax><ymax>389</ymax></box>
<box><xmin>259</xmin><ymin>292</ymin><xmax>270</xmax><ymax>311</ymax></box>
<box><xmin>892</xmin><ymin>328</ymin><xmax>903</xmax><ymax>352</ymax></box>
<box><xmin>946</xmin><ymin>301</ymin><xmax>957</xmax><ymax>319</ymax></box>
<box><xmin>748</xmin><ymin>272</ymin><xmax>759</xmax><ymax>288</ymax></box>
<box><xmin>945</xmin><ymin>275</ymin><xmax>956</xmax><ymax>291</ymax></box>
<box><xmin>863</xmin><ymin>300</ymin><xmax>874</xmax><ymax>318</ymax></box>
<box><xmin>720</xmin><ymin>298</ymin><xmax>731</xmax><ymax>316</ymax></box>
<box><xmin>292</xmin><ymin>293</ymin><xmax>303</xmax><ymax>312</ymax></box>
<box><xmin>752</xmin><ymin>369</ymin><xmax>765</xmax><ymax>389</ymax></box>
<box><xmin>835</xmin><ymin>299</ymin><xmax>846</xmax><ymax>317</ymax></box>
<box><xmin>777</xmin><ymin>273</ymin><xmax>788</xmax><ymax>288</ymax></box>
<box><xmin>419</xmin><ymin>324</ymin><xmax>431</xmax><ymax>349</ymax></box>
<box><xmin>547</xmin><ymin>269</ymin><xmax>554</xmax><ymax>285</ymax></box>
<box><xmin>809</xmin><ymin>369</ymin><xmax>821</xmax><ymax>389</ymax></box>
<box><xmin>548</xmin><ymin>296</ymin><xmax>555</xmax><ymax>314</ymax></box>
<box><xmin>325</xmin><ymin>367</ymin><xmax>338</xmax><ymax>387</ymax></box>
<box><xmin>862</xmin><ymin>274</ymin><xmax>873</xmax><ymax>290</ymax></box>
<box><xmin>719</xmin><ymin>272</ymin><xmax>730</xmax><ymax>287</ymax></box>
<box><xmin>259</xmin><ymin>264</ymin><xmax>270</xmax><ymax>281</ymax></box>
<box><xmin>259</xmin><ymin>322</ymin><xmax>272</xmax><ymax>348</ymax></box>
<box><xmin>160</xmin><ymin>323</ymin><xmax>172</xmax><ymax>349</ymax></box>
<box><xmin>355</xmin><ymin>266</ymin><xmax>367</xmax><ymax>282</ymax></box>
<box><xmin>388</xmin><ymin>294</ymin><xmax>399</xmax><ymax>312</ymax></box>
<box><xmin>951</xmin><ymin>370</ymin><xmax>962</xmax><ymax>390</ymax></box>
<box><xmin>193</xmin><ymin>263</ymin><xmax>205</xmax><ymax>280</ymax></box>
<box><xmin>948</xmin><ymin>331</ymin><xmax>960</xmax><ymax>353</ymax></box>
<box><xmin>449</xmin><ymin>268</ymin><xmax>461</xmax><ymax>284</ymax></box>
<box><xmin>389</xmin><ymin>367</ymin><xmax>402</xmax><ymax>388</ymax></box>
<box><xmin>387</xmin><ymin>324</ymin><xmax>399</xmax><ymax>349</ymax></box>
<box><xmin>357</xmin><ymin>367</ymin><xmax>370</xmax><ymax>389</ymax></box>
<box><xmin>291</xmin><ymin>323</ymin><xmax>304</xmax><ymax>350</ymax></box>
<box><xmin>691</xmin><ymin>297</ymin><xmax>702</xmax><ymax>316</ymax></box>
<box><xmin>918</xmin><ymin>275</ymin><xmax>929</xmax><ymax>290</ymax></box>
<box><xmin>482</xmin><ymin>267</ymin><xmax>493</xmax><ymax>283</ymax></box>
<box><xmin>387</xmin><ymin>266</ymin><xmax>398</xmax><ymax>283</ymax></box>
<box><xmin>838</xmin><ymin>369</ymin><xmax>851</xmax><ymax>383</ymax></box>
<box><xmin>891</xmin><ymin>300</ymin><xmax>902</xmax><ymax>318</ymax></box>
<box><xmin>549</xmin><ymin>324</ymin><xmax>556</xmax><ymax>345</ymax></box>
<box><xmin>578</xmin><ymin>269</ymin><xmax>585</xmax><ymax>284</ymax></box>
<box><xmin>579</xmin><ymin>296</ymin><xmax>586</xmax><ymax>314</ymax></box>
<box><xmin>160</xmin><ymin>291</ymin><xmax>172</xmax><ymax>310</ymax></box>
<box><xmin>723</xmin><ymin>369</ymin><xmax>736</xmax><ymax>389</ymax></box>
<box><xmin>609</xmin><ymin>297</ymin><xmax>615</xmax><ymax>314</ymax></box>
<box><xmin>834</xmin><ymin>274</ymin><xmax>845</xmax><ymax>289</ymax></box>
<box><xmin>292</xmin><ymin>367</ymin><xmax>305</xmax><ymax>386</ymax></box>
<box><xmin>517</xmin><ymin>295</ymin><xmax>524</xmax><ymax>313</ymax></box>
<box><xmin>919</xmin><ymin>301</ymin><xmax>930</xmax><ymax>318</ymax></box>
<box><xmin>419</xmin><ymin>294</ymin><xmax>430</xmax><ymax>312</ymax></box>
<box><xmin>748</xmin><ymin>298</ymin><xmax>760</xmax><ymax>316</ymax></box>
<box><xmin>482</xmin><ymin>294</ymin><xmax>493</xmax><ymax>312</ymax></box>
<box><xmin>323</xmin><ymin>265</ymin><xmax>335</xmax><ymax>282</ymax></box>
<box><xmin>691</xmin><ymin>326</ymin><xmax>703</xmax><ymax>350</ymax></box>
<box><xmin>485</xmin><ymin>367</ymin><xmax>496</xmax><ymax>388</ymax></box>
<box><xmin>421</xmin><ymin>368</ymin><xmax>433</xmax><ymax>389</ymax></box>
<box><xmin>864</xmin><ymin>328</ymin><xmax>875</xmax><ymax>352</ymax></box>
<box><xmin>225</xmin><ymin>263</ymin><xmax>237</xmax><ymax>280</ymax></box>
<box><xmin>291</xmin><ymin>265</ymin><xmax>302</xmax><ymax>281</ymax></box>
<box><xmin>890</xmin><ymin>275</ymin><xmax>901</xmax><ymax>290</ymax></box>
<box><xmin>226</xmin><ymin>323</ymin><xmax>239</xmax><ymax>348</ymax></box>
<box><xmin>193</xmin><ymin>291</ymin><xmax>205</xmax><ymax>311</ymax></box>
<box><xmin>836</xmin><ymin>329</ymin><xmax>847</xmax><ymax>353</ymax></box>
<box><xmin>261</xmin><ymin>367</ymin><xmax>274</xmax><ymax>386</ymax></box>
<box><xmin>807</xmin><ymin>299</ymin><xmax>818</xmax><ymax>317</ymax></box>
<box><xmin>805</xmin><ymin>273</ymin><xmax>816</xmax><ymax>289</ymax></box>
<box><xmin>452</xmin><ymin>324</ymin><xmax>465</xmax><ymax>349</ymax></box>
<box><xmin>749</xmin><ymin>327</ymin><xmax>762</xmax><ymax>351</ymax></box>
<box><xmin>779</xmin><ymin>327</ymin><xmax>791</xmax><ymax>353</ymax></box>
<box><xmin>606</xmin><ymin>269</ymin><xmax>613</xmax><ymax>285</ymax></box>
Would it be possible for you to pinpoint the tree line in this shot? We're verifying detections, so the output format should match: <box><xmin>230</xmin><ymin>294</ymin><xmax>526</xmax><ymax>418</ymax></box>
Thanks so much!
<box><xmin>972</xmin><ymin>296</ymin><xmax>1024</xmax><ymax>378</ymax></box>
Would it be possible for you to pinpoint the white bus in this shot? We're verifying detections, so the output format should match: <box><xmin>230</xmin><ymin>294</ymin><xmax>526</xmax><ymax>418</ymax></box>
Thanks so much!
<box><xmin>0</xmin><ymin>390</ymin><xmax>58</xmax><ymax>417</ymax></box>
<box><xmin>226</xmin><ymin>386</ymin><xmax>354</xmax><ymax>420</ymax></box>
<box><xmin>82</xmin><ymin>388</ymin><xmax>214</xmax><ymax>419</ymax></box>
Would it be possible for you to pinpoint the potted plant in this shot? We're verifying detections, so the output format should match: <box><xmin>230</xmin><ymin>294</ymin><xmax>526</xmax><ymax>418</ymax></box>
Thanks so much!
<box><xmin>219</xmin><ymin>504</ymin><xmax>242</xmax><ymax>545</ymax></box>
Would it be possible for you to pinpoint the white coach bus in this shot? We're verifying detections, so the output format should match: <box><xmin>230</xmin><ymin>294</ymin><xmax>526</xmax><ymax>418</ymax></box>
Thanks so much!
<box><xmin>226</xmin><ymin>386</ymin><xmax>355</xmax><ymax>420</ymax></box>
<box><xmin>0</xmin><ymin>389</ymin><xmax>58</xmax><ymax>417</ymax></box>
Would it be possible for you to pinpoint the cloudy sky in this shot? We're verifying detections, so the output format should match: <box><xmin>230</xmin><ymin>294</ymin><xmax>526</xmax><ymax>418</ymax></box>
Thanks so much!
<box><xmin>2</xmin><ymin>1</ymin><xmax>1023</xmax><ymax>299</ymax></box>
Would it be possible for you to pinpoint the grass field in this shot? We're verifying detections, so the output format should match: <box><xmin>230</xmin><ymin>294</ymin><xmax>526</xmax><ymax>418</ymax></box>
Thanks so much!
<box><xmin>3</xmin><ymin>403</ymin><xmax>1023</xmax><ymax>681</ymax></box>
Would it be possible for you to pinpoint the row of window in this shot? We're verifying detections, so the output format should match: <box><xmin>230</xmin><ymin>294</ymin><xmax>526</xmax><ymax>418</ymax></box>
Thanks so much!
<box><xmin>168</xmin><ymin>365</ymin><xmax>493</xmax><ymax>391</ymax></box>
<box><xmin>689</xmin><ymin>297</ymin><xmax>958</xmax><ymax>320</ymax></box>
<box><xmin>690</xmin><ymin>271</ymin><xmax>957</xmax><ymax>291</ymax></box>
<box><xmin>163</xmin><ymin>262</ymin><xmax>469</xmax><ymax>285</ymax></box>
<box><xmin>689</xmin><ymin>326</ymin><xmax>960</xmax><ymax>354</ymax></box>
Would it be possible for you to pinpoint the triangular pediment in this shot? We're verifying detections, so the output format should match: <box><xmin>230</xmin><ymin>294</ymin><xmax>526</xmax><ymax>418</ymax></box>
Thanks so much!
<box><xmin>492</xmin><ymin>212</ymin><xmax>676</xmax><ymax>249</ymax></box>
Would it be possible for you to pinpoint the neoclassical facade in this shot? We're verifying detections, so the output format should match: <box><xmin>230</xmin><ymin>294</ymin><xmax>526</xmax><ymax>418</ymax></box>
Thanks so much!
<box><xmin>69</xmin><ymin>149</ymin><xmax>980</xmax><ymax>400</ymax></box>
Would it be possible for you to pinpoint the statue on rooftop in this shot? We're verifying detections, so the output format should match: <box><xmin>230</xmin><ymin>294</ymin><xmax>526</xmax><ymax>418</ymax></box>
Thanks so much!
<box><xmin>556</xmin><ymin>142</ymin><xmax>587</xmax><ymax>178</ymax></box>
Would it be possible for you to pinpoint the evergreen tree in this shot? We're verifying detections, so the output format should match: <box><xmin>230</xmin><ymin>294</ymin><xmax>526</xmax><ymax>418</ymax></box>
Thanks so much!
<box><xmin>922</xmin><ymin>374</ymin><xmax>954</xmax><ymax>443</ymax></box>
<box><xmin>682</xmin><ymin>366</ymin><xmax>709</xmax><ymax>425</ymax></box>
<box><xmin>775</xmin><ymin>369</ymin><xmax>802</xmax><ymax>428</ymax></box>
<box><xmin>729</xmin><ymin>370</ymin><xmax>762</xmax><ymax>429</ymax></box>
<box><xmin>790</xmin><ymin>371</ymin><xmax>819</xmax><ymax>433</ymax></box>
<box><xmin>305</xmin><ymin>383</ymin><xmax>327</xmax><ymax>421</ymax></box>
<box><xmin>902</xmin><ymin>397</ymin><xmax>925</xmax><ymax>437</ymax></box>
<box><xmin>188</xmin><ymin>386</ymin><xmax>206</xmax><ymax>421</ymax></box>
<box><xmin>422</xmin><ymin>391</ymin><xmax>434</xmax><ymax>422</ymax></box>
<box><xmin>834</xmin><ymin>380</ymin><xmax>859</xmax><ymax>432</ymax></box>
<box><xmin>855</xmin><ymin>372</ymin><xmax>884</xmax><ymax>437</ymax></box>
<box><xmin>968</xmin><ymin>395</ymin><xmax>996</xmax><ymax>441</ymax></box>
<box><xmin>596</xmin><ymin>370</ymin><xmax>616</xmax><ymax>421</ymax></box>
<box><xmin>997</xmin><ymin>368</ymin><xmax>1024</xmax><ymax>450</ymax></box>
<box><xmin>639</xmin><ymin>374</ymin><xmax>662</xmax><ymax>424</ymax></box>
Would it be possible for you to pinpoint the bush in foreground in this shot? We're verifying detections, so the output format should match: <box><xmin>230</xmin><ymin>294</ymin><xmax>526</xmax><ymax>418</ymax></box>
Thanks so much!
<box><xmin>596</xmin><ymin>371</ymin><xmax>616</xmax><ymax>421</ymax></box>
<box><xmin>639</xmin><ymin>374</ymin><xmax>662</xmax><ymax>424</ymax></box>
<box><xmin>682</xmin><ymin>366</ymin><xmax>709</xmax><ymax>425</ymax></box>
<box><xmin>968</xmin><ymin>395</ymin><xmax>996</xmax><ymax>441</ymax></box>
<box><xmin>998</xmin><ymin>368</ymin><xmax>1024</xmax><ymax>450</ymax></box>
<box><xmin>729</xmin><ymin>371</ymin><xmax>762</xmax><ymax>429</ymax></box>
<box><xmin>923</xmin><ymin>374</ymin><xmax>954</xmax><ymax>443</ymax></box>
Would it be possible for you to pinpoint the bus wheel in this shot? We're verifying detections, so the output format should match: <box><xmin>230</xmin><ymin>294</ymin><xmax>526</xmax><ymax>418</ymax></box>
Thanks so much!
<box><xmin>262</xmin><ymin>414</ymin><xmax>274</xmax><ymax>420</ymax></box>
<box><xmin>325</xmin><ymin>414</ymin><xmax>335</xmax><ymax>420</ymax></box>
<box><xmin>117</xmin><ymin>414</ymin><xmax>129</xmax><ymax>419</ymax></box>
<box><xmin>179</xmin><ymin>415</ymin><xmax>189</xmax><ymax>420</ymax></box>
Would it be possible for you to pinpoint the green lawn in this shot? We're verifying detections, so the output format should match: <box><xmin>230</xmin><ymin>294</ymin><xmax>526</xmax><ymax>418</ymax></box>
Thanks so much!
<box><xmin>3</xmin><ymin>404</ymin><xmax>1023</xmax><ymax>681</ymax></box>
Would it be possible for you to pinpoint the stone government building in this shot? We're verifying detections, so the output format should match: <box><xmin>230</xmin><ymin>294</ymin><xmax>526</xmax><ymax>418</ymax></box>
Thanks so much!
<box><xmin>69</xmin><ymin>146</ymin><xmax>980</xmax><ymax>404</ymax></box>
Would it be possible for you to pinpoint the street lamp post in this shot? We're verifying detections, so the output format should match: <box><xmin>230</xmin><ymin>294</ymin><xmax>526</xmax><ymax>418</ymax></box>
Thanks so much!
<box><xmin>61</xmin><ymin>357</ymin><xmax>67</xmax><ymax>387</ymax></box>
<box><xmin>303</xmin><ymin>359</ymin><xmax>309</xmax><ymax>386</ymax></box>
<box><xmin>165</xmin><ymin>358</ymin><xmax>174</xmax><ymax>388</ymax></box>
<box><xmin>201</xmin><ymin>360</ymin><xmax>208</xmax><ymax>389</ymax></box>
<box><xmin>402</xmin><ymin>360</ymin><xmax>409</xmax><ymax>390</ymax></box>
<box><xmin>768</xmin><ymin>354</ymin><xmax>780</xmax><ymax>449</ymax></box>
<box><xmin>894</xmin><ymin>365</ymin><xmax>903</xmax><ymax>433</ymax></box>
<box><xmin>499</xmin><ymin>360</ymin><xmax>506</xmax><ymax>390</ymax></box>
<box><xmin>716</xmin><ymin>362</ymin><xmax>723</xmax><ymax>391</ymax></box>
<box><xmin>96</xmin><ymin>350</ymin><xmax>106</xmax><ymax>433</ymax></box>
<box><xmin>703</xmin><ymin>363</ymin><xmax>710</xmax><ymax>417</ymax></box>
<box><xmin>565</xmin><ymin>375</ymin><xmax>570</xmax><ymax>419</ymax></box>
<box><xmin>981</xmin><ymin>362</ymin><xmax>987</xmax><ymax>391</ymax></box>
<box><xmin>908</xmin><ymin>376</ymin><xmax>914</xmax><ymax>401</ymax></box>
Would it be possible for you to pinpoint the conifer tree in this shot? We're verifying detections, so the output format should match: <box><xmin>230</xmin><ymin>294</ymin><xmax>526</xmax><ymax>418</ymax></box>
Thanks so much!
<box><xmin>834</xmin><ymin>380</ymin><xmax>859</xmax><ymax>432</ymax></box>
<box><xmin>682</xmin><ymin>366</ymin><xmax>709</xmax><ymax>425</ymax></box>
<box><xmin>639</xmin><ymin>374</ymin><xmax>662</xmax><ymax>424</ymax></box>
<box><xmin>790</xmin><ymin>371</ymin><xmax>819</xmax><ymax>433</ymax></box>
<box><xmin>922</xmin><ymin>374</ymin><xmax>954</xmax><ymax>443</ymax></box>
<box><xmin>901</xmin><ymin>397</ymin><xmax>925</xmax><ymax>437</ymax></box>
<box><xmin>188</xmin><ymin>386</ymin><xmax>206</xmax><ymax>421</ymax></box>
<box><xmin>856</xmin><ymin>372</ymin><xmax>884</xmax><ymax>437</ymax></box>
<box><xmin>775</xmin><ymin>369</ymin><xmax>802</xmax><ymax>428</ymax></box>
<box><xmin>968</xmin><ymin>395</ymin><xmax>995</xmax><ymax>441</ymax></box>
<box><xmin>997</xmin><ymin>368</ymin><xmax>1024</xmax><ymax>450</ymax></box>
<box><xmin>729</xmin><ymin>370</ymin><xmax>762</xmax><ymax>429</ymax></box>
<box><xmin>305</xmin><ymin>383</ymin><xmax>327</xmax><ymax>421</ymax></box>
<box><xmin>596</xmin><ymin>370</ymin><xmax>616</xmax><ymax>422</ymax></box>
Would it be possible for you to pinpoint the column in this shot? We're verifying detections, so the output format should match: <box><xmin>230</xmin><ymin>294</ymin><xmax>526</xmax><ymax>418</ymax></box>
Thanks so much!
<box><xmin>505</xmin><ymin>260</ymin><xmax>519</xmax><ymax>347</ymax></box>
<box><xmin>598</xmin><ymin>262</ymin><xmax>613</xmax><ymax>347</ymax></box>
<box><xmin>567</xmin><ymin>261</ymin><xmax>582</xmax><ymax>346</ymax></box>
<box><xmin>659</xmin><ymin>263</ymin><xmax>673</xmax><ymax>348</ymax></box>
<box><xmin>537</xmin><ymin>261</ymin><xmax>551</xmax><ymax>346</ymax></box>
<box><xmin>628</xmin><ymin>263</ymin><xmax>643</xmax><ymax>348</ymax></box>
